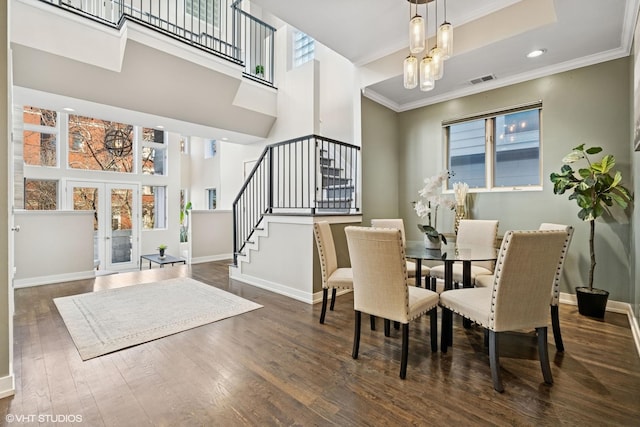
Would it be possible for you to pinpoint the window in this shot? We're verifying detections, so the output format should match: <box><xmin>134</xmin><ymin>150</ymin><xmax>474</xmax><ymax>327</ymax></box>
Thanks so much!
<box><xmin>293</xmin><ymin>31</ymin><xmax>314</xmax><ymax>67</ymax></box>
<box><xmin>68</xmin><ymin>114</ymin><xmax>134</xmax><ymax>173</ymax></box>
<box><xmin>206</xmin><ymin>188</ymin><xmax>217</xmax><ymax>209</ymax></box>
<box><xmin>141</xmin><ymin>128</ymin><xmax>166</xmax><ymax>175</ymax></box>
<box><xmin>204</xmin><ymin>139</ymin><xmax>217</xmax><ymax>159</ymax></box>
<box><xmin>142</xmin><ymin>186</ymin><xmax>167</xmax><ymax>229</ymax></box>
<box><xmin>23</xmin><ymin>106</ymin><xmax>58</xmax><ymax>167</ymax></box>
<box><xmin>24</xmin><ymin>179</ymin><xmax>58</xmax><ymax>210</ymax></box>
<box><xmin>445</xmin><ymin>103</ymin><xmax>542</xmax><ymax>191</ymax></box>
<box><xmin>186</xmin><ymin>0</ymin><xmax>220</xmax><ymax>27</ymax></box>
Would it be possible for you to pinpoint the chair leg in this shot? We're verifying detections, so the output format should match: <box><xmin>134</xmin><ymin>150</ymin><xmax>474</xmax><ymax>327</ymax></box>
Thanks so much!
<box><xmin>394</xmin><ymin>321</ymin><xmax>400</xmax><ymax>330</ymax></box>
<box><xmin>319</xmin><ymin>288</ymin><xmax>329</xmax><ymax>324</ymax></box>
<box><xmin>430</xmin><ymin>276</ymin><xmax>436</xmax><ymax>292</ymax></box>
<box><xmin>550</xmin><ymin>305</ymin><xmax>565</xmax><ymax>352</ymax></box>
<box><xmin>484</xmin><ymin>329</ymin><xmax>489</xmax><ymax>348</ymax></box>
<box><xmin>370</xmin><ymin>315</ymin><xmax>376</xmax><ymax>331</ymax></box>
<box><xmin>430</xmin><ymin>307</ymin><xmax>438</xmax><ymax>353</ymax></box>
<box><xmin>400</xmin><ymin>323</ymin><xmax>409</xmax><ymax>379</ymax></box>
<box><xmin>384</xmin><ymin>319</ymin><xmax>391</xmax><ymax>337</ymax></box>
<box><xmin>330</xmin><ymin>288</ymin><xmax>337</xmax><ymax>311</ymax></box>
<box><xmin>441</xmin><ymin>307</ymin><xmax>451</xmax><ymax>353</ymax></box>
<box><xmin>489</xmin><ymin>330</ymin><xmax>504</xmax><ymax>393</ymax></box>
<box><xmin>352</xmin><ymin>311</ymin><xmax>361</xmax><ymax>359</ymax></box>
<box><xmin>537</xmin><ymin>327</ymin><xmax>553</xmax><ymax>385</ymax></box>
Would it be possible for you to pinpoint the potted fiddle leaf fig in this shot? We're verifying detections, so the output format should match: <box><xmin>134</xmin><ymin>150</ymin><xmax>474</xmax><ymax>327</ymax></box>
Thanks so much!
<box><xmin>550</xmin><ymin>144</ymin><xmax>632</xmax><ymax>318</ymax></box>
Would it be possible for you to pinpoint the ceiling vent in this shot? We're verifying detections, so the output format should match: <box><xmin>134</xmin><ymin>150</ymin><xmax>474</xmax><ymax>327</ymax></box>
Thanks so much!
<box><xmin>470</xmin><ymin>74</ymin><xmax>496</xmax><ymax>85</ymax></box>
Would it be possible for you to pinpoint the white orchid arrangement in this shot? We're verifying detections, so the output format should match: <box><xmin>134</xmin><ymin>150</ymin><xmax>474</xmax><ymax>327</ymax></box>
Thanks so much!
<box><xmin>414</xmin><ymin>170</ymin><xmax>455</xmax><ymax>244</ymax></box>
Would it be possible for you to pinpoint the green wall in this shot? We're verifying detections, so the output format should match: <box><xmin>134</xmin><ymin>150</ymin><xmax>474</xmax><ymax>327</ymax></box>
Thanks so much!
<box><xmin>363</xmin><ymin>58</ymin><xmax>634</xmax><ymax>302</ymax></box>
<box><xmin>360</xmin><ymin>97</ymin><xmax>400</xmax><ymax>226</ymax></box>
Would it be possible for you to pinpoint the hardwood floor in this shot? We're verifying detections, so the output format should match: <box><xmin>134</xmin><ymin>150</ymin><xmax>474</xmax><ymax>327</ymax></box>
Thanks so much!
<box><xmin>1</xmin><ymin>261</ymin><xmax>639</xmax><ymax>426</ymax></box>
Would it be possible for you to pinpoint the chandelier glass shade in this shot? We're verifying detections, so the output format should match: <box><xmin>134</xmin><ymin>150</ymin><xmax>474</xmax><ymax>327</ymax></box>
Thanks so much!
<box><xmin>403</xmin><ymin>0</ymin><xmax>453</xmax><ymax>91</ymax></box>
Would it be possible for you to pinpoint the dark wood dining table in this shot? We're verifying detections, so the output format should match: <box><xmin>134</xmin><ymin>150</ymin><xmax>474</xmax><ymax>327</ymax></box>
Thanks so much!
<box><xmin>405</xmin><ymin>241</ymin><xmax>498</xmax><ymax>351</ymax></box>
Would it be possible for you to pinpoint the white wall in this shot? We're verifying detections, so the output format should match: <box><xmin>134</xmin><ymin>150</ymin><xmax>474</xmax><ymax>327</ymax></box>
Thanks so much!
<box><xmin>13</xmin><ymin>210</ymin><xmax>95</xmax><ymax>286</ymax></box>
<box><xmin>190</xmin><ymin>210</ymin><xmax>233</xmax><ymax>262</ymax></box>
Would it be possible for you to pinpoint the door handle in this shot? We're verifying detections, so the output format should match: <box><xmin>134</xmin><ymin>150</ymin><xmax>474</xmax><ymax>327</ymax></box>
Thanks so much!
<box><xmin>11</xmin><ymin>226</ymin><xmax>20</xmax><ymax>232</ymax></box>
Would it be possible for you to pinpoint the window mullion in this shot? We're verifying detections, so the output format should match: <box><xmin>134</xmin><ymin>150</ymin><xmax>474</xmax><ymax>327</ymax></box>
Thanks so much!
<box><xmin>486</xmin><ymin>118</ymin><xmax>494</xmax><ymax>190</ymax></box>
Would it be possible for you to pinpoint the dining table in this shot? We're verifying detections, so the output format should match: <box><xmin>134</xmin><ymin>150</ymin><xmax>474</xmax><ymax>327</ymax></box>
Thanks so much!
<box><xmin>405</xmin><ymin>240</ymin><xmax>498</xmax><ymax>351</ymax></box>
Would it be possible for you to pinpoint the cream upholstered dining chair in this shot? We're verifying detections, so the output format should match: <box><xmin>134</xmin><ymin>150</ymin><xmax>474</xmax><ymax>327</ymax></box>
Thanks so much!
<box><xmin>439</xmin><ymin>230</ymin><xmax>567</xmax><ymax>392</ymax></box>
<box><xmin>313</xmin><ymin>221</ymin><xmax>353</xmax><ymax>324</ymax></box>
<box><xmin>345</xmin><ymin>226</ymin><xmax>439</xmax><ymax>379</ymax></box>
<box><xmin>475</xmin><ymin>223</ymin><xmax>573</xmax><ymax>352</ymax></box>
<box><xmin>429</xmin><ymin>219</ymin><xmax>499</xmax><ymax>292</ymax></box>
<box><xmin>371</xmin><ymin>219</ymin><xmax>430</xmax><ymax>281</ymax></box>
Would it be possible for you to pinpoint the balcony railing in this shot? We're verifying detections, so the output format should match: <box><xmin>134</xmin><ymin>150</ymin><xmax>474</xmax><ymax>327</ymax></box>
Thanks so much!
<box><xmin>39</xmin><ymin>0</ymin><xmax>276</xmax><ymax>85</ymax></box>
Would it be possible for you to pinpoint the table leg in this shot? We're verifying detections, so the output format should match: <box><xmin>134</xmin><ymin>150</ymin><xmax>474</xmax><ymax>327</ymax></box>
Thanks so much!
<box><xmin>462</xmin><ymin>260</ymin><xmax>472</xmax><ymax>329</ymax></box>
<box><xmin>139</xmin><ymin>257</ymin><xmax>142</xmax><ymax>270</ymax></box>
<box><xmin>415</xmin><ymin>259</ymin><xmax>422</xmax><ymax>287</ymax></box>
<box><xmin>441</xmin><ymin>260</ymin><xmax>454</xmax><ymax>352</ymax></box>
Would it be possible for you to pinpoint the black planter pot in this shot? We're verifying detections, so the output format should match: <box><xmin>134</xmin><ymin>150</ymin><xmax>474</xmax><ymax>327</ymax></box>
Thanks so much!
<box><xmin>575</xmin><ymin>287</ymin><xmax>609</xmax><ymax>319</ymax></box>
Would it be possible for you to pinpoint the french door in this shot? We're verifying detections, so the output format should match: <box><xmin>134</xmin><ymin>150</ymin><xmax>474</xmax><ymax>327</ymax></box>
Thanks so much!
<box><xmin>66</xmin><ymin>181</ymin><xmax>139</xmax><ymax>271</ymax></box>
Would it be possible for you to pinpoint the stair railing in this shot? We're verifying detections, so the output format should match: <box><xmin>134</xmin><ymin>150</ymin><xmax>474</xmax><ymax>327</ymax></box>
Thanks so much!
<box><xmin>232</xmin><ymin>135</ymin><xmax>360</xmax><ymax>264</ymax></box>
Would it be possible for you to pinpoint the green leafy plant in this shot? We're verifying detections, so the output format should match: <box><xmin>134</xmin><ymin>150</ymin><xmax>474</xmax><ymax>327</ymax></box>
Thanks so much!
<box><xmin>180</xmin><ymin>201</ymin><xmax>192</xmax><ymax>243</ymax></box>
<box><xmin>158</xmin><ymin>244</ymin><xmax>167</xmax><ymax>250</ymax></box>
<box><xmin>255</xmin><ymin>64</ymin><xmax>264</xmax><ymax>75</ymax></box>
<box><xmin>550</xmin><ymin>144</ymin><xmax>632</xmax><ymax>290</ymax></box>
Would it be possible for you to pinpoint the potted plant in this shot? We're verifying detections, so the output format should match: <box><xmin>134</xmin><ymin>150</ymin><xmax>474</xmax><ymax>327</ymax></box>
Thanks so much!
<box><xmin>550</xmin><ymin>144</ymin><xmax>632</xmax><ymax>318</ymax></box>
<box><xmin>255</xmin><ymin>64</ymin><xmax>264</xmax><ymax>77</ymax></box>
<box><xmin>414</xmin><ymin>170</ymin><xmax>455</xmax><ymax>249</ymax></box>
<box><xmin>158</xmin><ymin>244</ymin><xmax>167</xmax><ymax>259</ymax></box>
<box><xmin>180</xmin><ymin>201</ymin><xmax>192</xmax><ymax>243</ymax></box>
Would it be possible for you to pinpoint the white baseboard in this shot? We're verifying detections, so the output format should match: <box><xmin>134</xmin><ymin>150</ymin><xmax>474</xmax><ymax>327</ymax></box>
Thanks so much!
<box><xmin>190</xmin><ymin>254</ymin><xmax>233</xmax><ymax>264</ymax></box>
<box><xmin>13</xmin><ymin>270</ymin><xmax>96</xmax><ymax>288</ymax></box>
<box><xmin>230</xmin><ymin>270</ymin><xmax>314</xmax><ymax>303</ymax></box>
<box><xmin>312</xmin><ymin>288</ymin><xmax>352</xmax><ymax>305</ymax></box>
<box><xmin>0</xmin><ymin>374</ymin><xmax>15</xmax><ymax>399</ymax></box>
<box><xmin>560</xmin><ymin>292</ymin><xmax>640</xmax><ymax>357</ymax></box>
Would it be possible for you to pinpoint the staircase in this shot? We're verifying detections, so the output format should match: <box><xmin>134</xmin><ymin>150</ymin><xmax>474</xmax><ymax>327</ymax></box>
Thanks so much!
<box><xmin>232</xmin><ymin>135</ymin><xmax>360</xmax><ymax>265</ymax></box>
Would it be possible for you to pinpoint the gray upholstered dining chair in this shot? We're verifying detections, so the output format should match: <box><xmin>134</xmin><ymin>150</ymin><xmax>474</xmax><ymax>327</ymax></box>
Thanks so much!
<box><xmin>429</xmin><ymin>219</ymin><xmax>499</xmax><ymax>292</ymax></box>
<box><xmin>313</xmin><ymin>221</ymin><xmax>353</xmax><ymax>324</ymax></box>
<box><xmin>475</xmin><ymin>223</ymin><xmax>573</xmax><ymax>352</ymax></box>
<box><xmin>439</xmin><ymin>230</ymin><xmax>567</xmax><ymax>392</ymax></box>
<box><xmin>345</xmin><ymin>226</ymin><xmax>439</xmax><ymax>379</ymax></box>
<box><xmin>371</xmin><ymin>218</ymin><xmax>430</xmax><ymax>281</ymax></box>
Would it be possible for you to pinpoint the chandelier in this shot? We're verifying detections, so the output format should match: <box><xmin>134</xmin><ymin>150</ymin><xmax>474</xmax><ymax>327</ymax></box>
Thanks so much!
<box><xmin>403</xmin><ymin>0</ymin><xmax>453</xmax><ymax>91</ymax></box>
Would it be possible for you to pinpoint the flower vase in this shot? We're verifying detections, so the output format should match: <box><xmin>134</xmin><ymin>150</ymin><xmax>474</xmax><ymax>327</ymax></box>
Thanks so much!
<box><xmin>424</xmin><ymin>234</ymin><xmax>441</xmax><ymax>250</ymax></box>
<box><xmin>454</xmin><ymin>204</ymin><xmax>467</xmax><ymax>235</ymax></box>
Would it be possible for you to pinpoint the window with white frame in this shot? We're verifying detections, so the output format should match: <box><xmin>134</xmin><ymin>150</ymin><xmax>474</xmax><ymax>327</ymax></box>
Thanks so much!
<box><xmin>293</xmin><ymin>31</ymin><xmax>314</xmax><ymax>67</ymax></box>
<box><xmin>23</xmin><ymin>106</ymin><xmax>58</xmax><ymax>167</ymax></box>
<box><xmin>206</xmin><ymin>188</ymin><xmax>217</xmax><ymax>209</ymax></box>
<box><xmin>142</xmin><ymin>185</ymin><xmax>167</xmax><ymax>229</ymax></box>
<box><xmin>204</xmin><ymin>139</ymin><xmax>217</xmax><ymax>159</ymax></box>
<box><xmin>445</xmin><ymin>102</ymin><xmax>542</xmax><ymax>191</ymax></box>
<box><xmin>186</xmin><ymin>0</ymin><xmax>220</xmax><ymax>27</ymax></box>
<box><xmin>141</xmin><ymin>127</ymin><xmax>167</xmax><ymax>175</ymax></box>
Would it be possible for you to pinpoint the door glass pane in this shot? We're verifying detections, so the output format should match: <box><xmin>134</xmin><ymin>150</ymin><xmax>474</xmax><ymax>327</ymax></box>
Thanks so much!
<box><xmin>72</xmin><ymin>186</ymin><xmax>99</xmax><ymax>265</ymax></box>
<box><xmin>494</xmin><ymin>110</ymin><xmax>541</xmax><ymax>187</ymax></box>
<box><xmin>447</xmin><ymin>120</ymin><xmax>486</xmax><ymax>189</ymax></box>
<box><xmin>111</xmin><ymin>188</ymin><xmax>133</xmax><ymax>264</ymax></box>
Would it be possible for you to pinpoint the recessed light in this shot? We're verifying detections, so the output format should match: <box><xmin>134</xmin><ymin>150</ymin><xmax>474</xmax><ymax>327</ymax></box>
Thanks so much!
<box><xmin>156</xmin><ymin>125</ymin><xmax>164</xmax><ymax>129</ymax></box>
<box><xmin>527</xmin><ymin>49</ymin><xmax>547</xmax><ymax>58</ymax></box>
<box><xmin>222</xmin><ymin>137</ymin><xmax>228</xmax><ymax>141</ymax></box>
<box><xmin>63</xmin><ymin>107</ymin><xmax>75</xmax><ymax>112</ymax></box>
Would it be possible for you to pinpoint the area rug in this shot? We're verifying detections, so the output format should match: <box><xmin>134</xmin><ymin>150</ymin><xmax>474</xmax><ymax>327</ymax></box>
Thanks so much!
<box><xmin>54</xmin><ymin>277</ymin><xmax>263</xmax><ymax>360</ymax></box>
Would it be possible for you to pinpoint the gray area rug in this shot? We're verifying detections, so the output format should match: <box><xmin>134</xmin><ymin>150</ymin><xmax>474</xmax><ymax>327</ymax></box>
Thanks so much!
<box><xmin>54</xmin><ymin>277</ymin><xmax>263</xmax><ymax>360</ymax></box>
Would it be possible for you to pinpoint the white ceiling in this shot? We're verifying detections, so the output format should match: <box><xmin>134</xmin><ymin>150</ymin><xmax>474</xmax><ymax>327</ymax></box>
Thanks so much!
<box><xmin>252</xmin><ymin>0</ymin><xmax>640</xmax><ymax>112</ymax></box>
